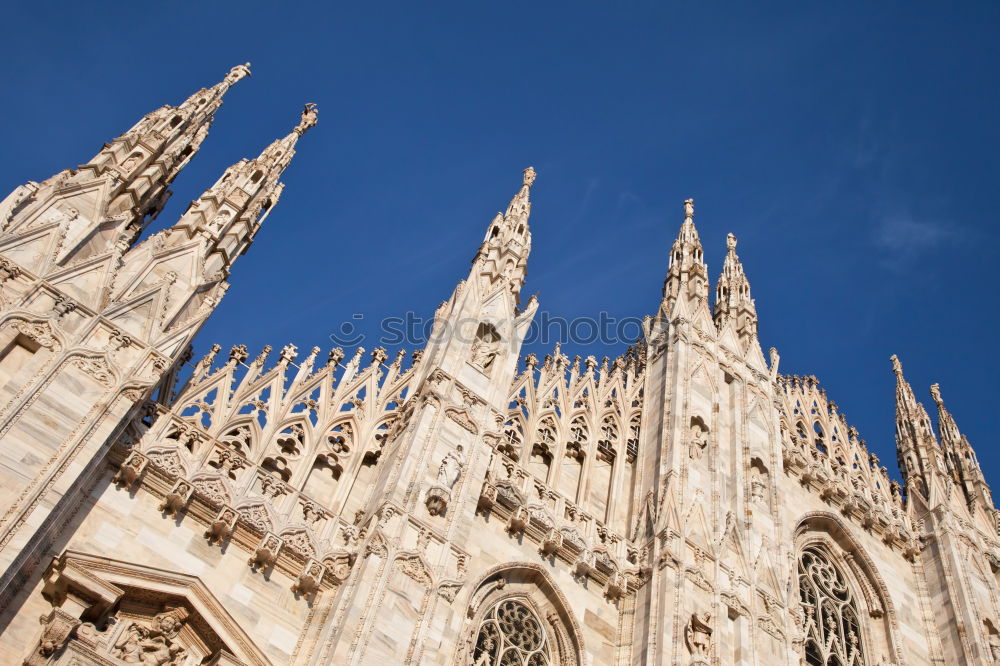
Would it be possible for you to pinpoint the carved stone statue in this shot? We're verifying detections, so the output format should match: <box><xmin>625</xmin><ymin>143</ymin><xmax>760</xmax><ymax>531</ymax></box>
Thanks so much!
<box><xmin>750</xmin><ymin>467</ymin><xmax>767</xmax><ymax>503</ymax></box>
<box><xmin>988</xmin><ymin>628</ymin><xmax>1000</xmax><ymax>662</ymax></box>
<box><xmin>295</xmin><ymin>103</ymin><xmax>319</xmax><ymax>135</ymax></box>
<box><xmin>684</xmin><ymin>611</ymin><xmax>713</xmax><ymax>660</ymax></box>
<box><xmin>226</xmin><ymin>62</ymin><xmax>252</xmax><ymax>85</ymax></box>
<box><xmin>522</xmin><ymin>166</ymin><xmax>537</xmax><ymax>188</ymax></box>
<box><xmin>471</xmin><ymin>335</ymin><xmax>501</xmax><ymax>372</ymax></box>
<box><xmin>438</xmin><ymin>445</ymin><xmax>464</xmax><ymax>489</ymax></box>
<box><xmin>473</xmin><ymin>636</ymin><xmax>495</xmax><ymax>666</ymax></box>
<box><xmin>112</xmin><ymin>607</ymin><xmax>188</xmax><ymax>665</ymax></box>
<box><xmin>689</xmin><ymin>423</ymin><xmax>708</xmax><ymax>459</ymax></box>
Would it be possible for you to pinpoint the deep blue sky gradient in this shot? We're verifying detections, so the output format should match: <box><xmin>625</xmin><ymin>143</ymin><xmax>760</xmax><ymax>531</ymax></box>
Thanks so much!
<box><xmin>3</xmin><ymin>2</ymin><xmax>998</xmax><ymax>484</ymax></box>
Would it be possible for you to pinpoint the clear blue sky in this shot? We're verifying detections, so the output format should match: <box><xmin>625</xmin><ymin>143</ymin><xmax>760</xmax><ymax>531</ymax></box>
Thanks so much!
<box><xmin>3</xmin><ymin>2</ymin><xmax>998</xmax><ymax>485</ymax></box>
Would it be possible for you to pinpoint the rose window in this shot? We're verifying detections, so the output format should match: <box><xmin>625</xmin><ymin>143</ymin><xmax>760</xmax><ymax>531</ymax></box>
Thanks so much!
<box><xmin>472</xmin><ymin>599</ymin><xmax>551</xmax><ymax>666</ymax></box>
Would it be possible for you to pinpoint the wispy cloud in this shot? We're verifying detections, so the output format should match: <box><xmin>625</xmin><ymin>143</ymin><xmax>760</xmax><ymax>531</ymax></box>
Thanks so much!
<box><xmin>872</xmin><ymin>214</ymin><xmax>962</xmax><ymax>272</ymax></box>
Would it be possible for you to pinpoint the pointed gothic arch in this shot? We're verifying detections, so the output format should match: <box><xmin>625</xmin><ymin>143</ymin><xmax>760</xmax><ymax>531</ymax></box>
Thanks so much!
<box><xmin>216</xmin><ymin>417</ymin><xmax>260</xmax><ymax>458</ymax></box>
<box><xmin>794</xmin><ymin>513</ymin><xmax>904</xmax><ymax>666</ymax></box>
<box><xmin>459</xmin><ymin>563</ymin><xmax>585</xmax><ymax>666</ymax></box>
<box><xmin>528</xmin><ymin>416</ymin><xmax>557</xmax><ymax>484</ymax></box>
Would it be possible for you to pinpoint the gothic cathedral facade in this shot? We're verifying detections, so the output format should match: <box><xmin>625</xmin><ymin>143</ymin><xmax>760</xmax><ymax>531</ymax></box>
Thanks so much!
<box><xmin>0</xmin><ymin>66</ymin><xmax>997</xmax><ymax>666</ymax></box>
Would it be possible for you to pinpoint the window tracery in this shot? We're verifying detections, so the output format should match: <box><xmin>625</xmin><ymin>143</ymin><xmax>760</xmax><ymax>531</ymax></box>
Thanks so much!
<box><xmin>798</xmin><ymin>545</ymin><xmax>867</xmax><ymax>666</ymax></box>
<box><xmin>472</xmin><ymin>599</ymin><xmax>551</xmax><ymax>666</ymax></box>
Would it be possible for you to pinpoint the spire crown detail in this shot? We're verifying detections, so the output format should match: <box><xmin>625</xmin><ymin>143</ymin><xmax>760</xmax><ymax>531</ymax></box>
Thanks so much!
<box><xmin>661</xmin><ymin>197</ymin><xmax>708</xmax><ymax>310</ymax></box>
<box><xmin>474</xmin><ymin>168</ymin><xmax>535</xmax><ymax>302</ymax></box>
<box><xmin>713</xmin><ymin>232</ymin><xmax>757</xmax><ymax>343</ymax></box>
<box><xmin>164</xmin><ymin>105</ymin><xmax>315</xmax><ymax>273</ymax></box>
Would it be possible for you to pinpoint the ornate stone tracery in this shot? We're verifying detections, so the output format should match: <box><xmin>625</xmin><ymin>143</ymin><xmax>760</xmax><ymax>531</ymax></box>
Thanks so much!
<box><xmin>797</xmin><ymin>545</ymin><xmax>867</xmax><ymax>666</ymax></box>
<box><xmin>472</xmin><ymin>598</ymin><xmax>551</xmax><ymax>666</ymax></box>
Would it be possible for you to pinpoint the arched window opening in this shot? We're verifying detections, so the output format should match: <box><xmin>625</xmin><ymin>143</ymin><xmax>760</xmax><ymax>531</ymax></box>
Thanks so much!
<box><xmin>472</xmin><ymin>599</ymin><xmax>551</xmax><ymax>666</ymax></box>
<box><xmin>528</xmin><ymin>420</ymin><xmax>556</xmax><ymax>482</ymax></box>
<box><xmin>220</xmin><ymin>425</ymin><xmax>253</xmax><ymax>456</ymax></box>
<box><xmin>501</xmin><ymin>419</ymin><xmax>523</xmax><ymax>461</ymax></box>
<box><xmin>250</xmin><ymin>169</ymin><xmax>264</xmax><ymax>183</ymax></box>
<box><xmin>798</xmin><ymin>546</ymin><xmax>867</xmax><ymax>666</ymax></box>
<box><xmin>562</xmin><ymin>417</ymin><xmax>588</xmax><ymax>501</ymax></box>
<box><xmin>813</xmin><ymin>422</ymin><xmax>827</xmax><ymax>455</ymax></box>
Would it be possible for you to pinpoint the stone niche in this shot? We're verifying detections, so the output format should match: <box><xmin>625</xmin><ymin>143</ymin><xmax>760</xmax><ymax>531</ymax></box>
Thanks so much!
<box><xmin>24</xmin><ymin>550</ymin><xmax>271</xmax><ymax>666</ymax></box>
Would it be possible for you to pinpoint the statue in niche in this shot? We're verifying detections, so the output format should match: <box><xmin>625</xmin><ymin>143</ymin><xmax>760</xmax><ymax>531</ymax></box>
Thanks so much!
<box><xmin>112</xmin><ymin>607</ymin><xmax>188</xmax><ymax>665</ymax></box>
<box><xmin>684</xmin><ymin>611</ymin><xmax>713</xmax><ymax>660</ymax></box>
<box><xmin>689</xmin><ymin>422</ymin><xmax>708</xmax><ymax>459</ymax></box>
<box><xmin>209</xmin><ymin>209</ymin><xmax>231</xmax><ymax>233</ymax></box>
<box><xmin>750</xmin><ymin>465</ymin><xmax>768</xmax><ymax>503</ymax></box>
<box><xmin>438</xmin><ymin>445</ymin><xmax>464</xmax><ymax>489</ymax></box>
<box><xmin>470</xmin><ymin>323</ymin><xmax>502</xmax><ymax>373</ymax></box>
<box><xmin>986</xmin><ymin>620</ymin><xmax>1000</xmax><ymax>661</ymax></box>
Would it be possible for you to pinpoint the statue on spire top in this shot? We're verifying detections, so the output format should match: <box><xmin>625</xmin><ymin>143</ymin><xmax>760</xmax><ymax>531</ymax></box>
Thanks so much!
<box><xmin>295</xmin><ymin>103</ymin><xmax>319</xmax><ymax>135</ymax></box>
<box><xmin>727</xmin><ymin>232</ymin><xmax>737</xmax><ymax>250</ymax></box>
<box><xmin>523</xmin><ymin>166</ymin><xmax>537</xmax><ymax>188</ymax></box>
<box><xmin>226</xmin><ymin>63</ymin><xmax>252</xmax><ymax>85</ymax></box>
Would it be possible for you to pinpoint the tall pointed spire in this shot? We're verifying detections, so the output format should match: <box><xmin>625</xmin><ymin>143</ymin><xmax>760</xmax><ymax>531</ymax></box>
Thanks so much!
<box><xmin>713</xmin><ymin>232</ymin><xmax>758</xmax><ymax>346</ymax></box>
<box><xmin>0</xmin><ymin>64</ymin><xmax>253</xmax><ymax>275</ymax></box>
<box><xmin>661</xmin><ymin>198</ymin><xmax>708</xmax><ymax>314</ymax></box>
<box><xmin>79</xmin><ymin>63</ymin><xmax>253</xmax><ymax>224</ymax></box>
<box><xmin>929</xmin><ymin>383</ymin><xmax>961</xmax><ymax>452</ymax></box>
<box><xmin>166</xmin><ymin>103</ymin><xmax>318</xmax><ymax>274</ymax></box>
<box><xmin>890</xmin><ymin>354</ymin><xmax>939</xmax><ymax>500</ymax></box>
<box><xmin>929</xmin><ymin>383</ymin><xmax>993</xmax><ymax>508</ymax></box>
<box><xmin>473</xmin><ymin>167</ymin><xmax>535</xmax><ymax>302</ymax></box>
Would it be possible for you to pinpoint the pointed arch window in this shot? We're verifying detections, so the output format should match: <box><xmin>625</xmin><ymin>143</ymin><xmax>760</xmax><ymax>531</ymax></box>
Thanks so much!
<box><xmin>797</xmin><ymin>546</ymin><xmax>867</xmax><ymax>666</ymax></box>
<box><xmin>473</xmin><ymin>599</ymin><xmax>551</xmax><ymax>666</ymax></box>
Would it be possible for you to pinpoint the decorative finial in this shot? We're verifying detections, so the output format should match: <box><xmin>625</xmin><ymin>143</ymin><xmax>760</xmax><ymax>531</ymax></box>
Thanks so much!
<box><xmin>523</xmin><ymin>166</ymin><xmax>537</xmax><ymax>188</ymax></box>
<box><xmin>294</xmin><ymin>103</ymin><xmax>319</xmax><ymax>136</ymax></box>
<box><xmin>726</xmin><ymin>233</ymin><xmax>737</xmax><ymax>251</ymax></box>
<box><xmin>930</xmin><ymin>383</ymin><xmax>942</xmax><ymax>404</ymax></box>
<box><xmin>684</xmin><ymin>198</ymin><xmax>694</xmax><ymax>220</ymax></box>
